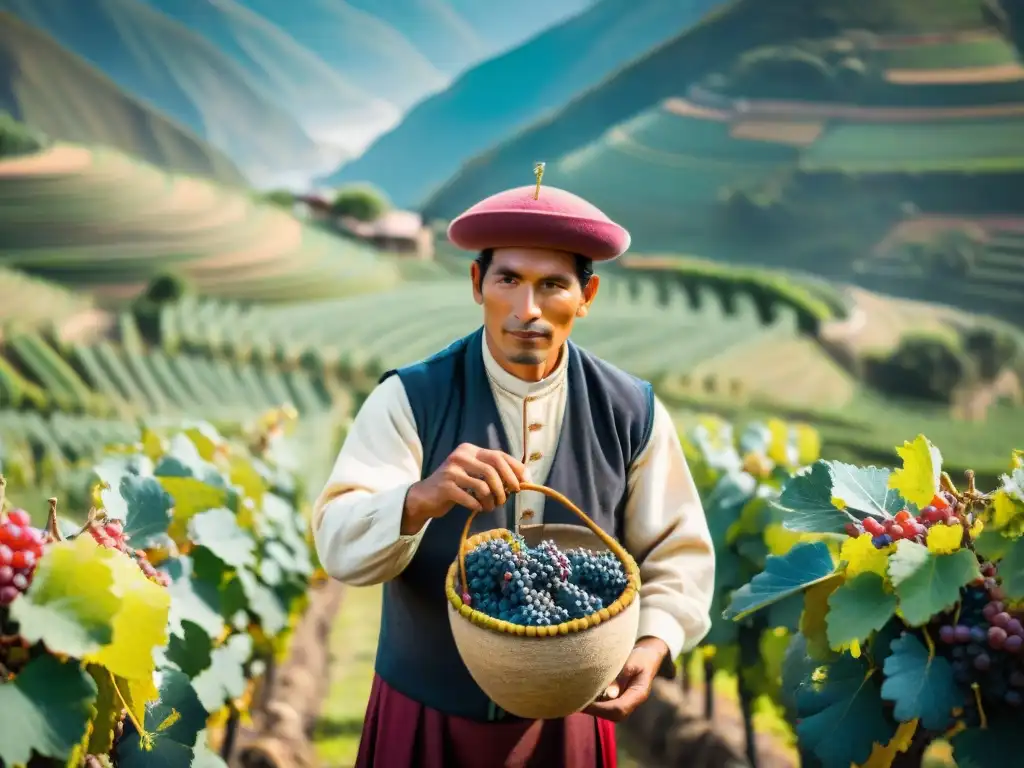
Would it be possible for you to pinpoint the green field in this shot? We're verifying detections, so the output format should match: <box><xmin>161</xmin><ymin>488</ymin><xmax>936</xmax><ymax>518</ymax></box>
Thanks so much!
<box><xmin>553</xmin><ymin>103</ymin><xmax>798</xmax><ymax>251</ymax></box>
<box><xmin>0</xmin><ymin>144</ymin><xmax>400</xmax><ymax>303</ymax></box>
<box><xmin>156</xmin><ymin>275</ymin><xmax>847</xmax><ymax>398</ymax></box>
<box><xmin>800</xmin><ymin>118</ymin><xmax>1024</xmax><ymax>172</ymax></box>
<box><xmin>876</xmin><ymin>34</ymin><xmax>1020</xmax><ymax>70</ymax></box>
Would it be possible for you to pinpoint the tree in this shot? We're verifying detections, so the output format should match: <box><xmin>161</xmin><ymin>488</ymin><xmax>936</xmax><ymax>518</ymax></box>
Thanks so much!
<box><xmin>0</xmin><ymin>113</ymin><xmax>45</xmax><ymax>158</ymax></box>
<box><xmin>260</xmin><ymin>189</ymin><xmax>296</xmax><ymax>208</ymax></box>
<box><xmin>331</xmin><ymin>184</ymin><xmax>390</xmax><ymax>221</ymax></box>
<box><xmin>131</xmin><ymin>272</ymin><xmax>193</xmax><ymax>344</ymax></box>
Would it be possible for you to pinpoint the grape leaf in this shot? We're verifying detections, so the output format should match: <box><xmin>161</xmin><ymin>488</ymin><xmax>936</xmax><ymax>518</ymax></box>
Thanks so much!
<box><xmin>189</xmin><ymin>508</ymin><xmax>256</xmax><ymax>569</ymax></box>
<box><xmin>998</xmin><ymin>534</ymin><xmax>1024</xmax><ymax>599</ymax></box>
<box><xmin>887</xmin><ymin>542</ymin><xmax>980</xmax><ymax>626</ymax></box>
<box><xmin>154</xmin><ymin>433</ymin><xmax>226</xmax><ymax>487</ymax></box>
<box><xmin>780</xmin><ymin>633</ymin><xmax>818</xmax><ymax>716</ymax></box>
<box><xmin>795</xmin><ymin>654</ymin><xmax>896</xmax><ymax>768</ymax></box>
<box><xmin>10</xmin><ymin>535</ymin><xmax>119</xmax><ymax>657</ymax></box>
<box><xmin>163</xmin><ymin>556</ymin><xmax>226</xmax><ymax>640</ymax></box>
<box><xmin>826</xmin><ymin>573</ymin><xmax>897</xmax><ymax>652</ymax></box>
<box><xmin>801</xmin><ymin>577</ymin><xmax>842</xmax><ymax>661</ymax></box>
<box><xmin>191</xmin><ymin>731</ymin><xmax>229</xmax><ymax>768</ymax></box>
<box><xmin>229</xmin><ymin>454</ymin><xmax>267</xmax><ymax>504</ymax></box>
<box><xmin>86</xmin><ymin>665</ymin><xmax>122</xmax><ymax>755</ymax></box>
<box><xmin>102</xmin><ymin>474</ymin><xmax>174</xmax><ymax>549</ymax></box>
<box><xmin>723</xmin><ymin>541</ymin><xmax>838</xmax><ymax>621</ymax></box>
<box><xmin>87</xmin><ymin>547</ymin><xmax>170</xmax><ymax>702</ymax></box>
<box><xmin>192</xmin><ymin>634</ymin><xmax>254</xmax><ymax>712</ymax></box>
<box><xmin>115</xmin><ymin>668</ymin><xmax>208</xmax><ymax>768</ymax></box>
<box><xmin>776</xmin><ymin>462</ymin><xmax>849</xmax><ymax>533</ymax></box>
<box><xmin>889</xmin><ymin>435</ymin><xmax>942</xmax><ymax>509</ymax></box>
<box><xmin>237</xmin><ymin>567</ymin><xmax>288</xmax><ymax>635</ymax></box>
<box><xmin>183</xmin><ymin>421</ymin><xmax>223</xmax><ymax>461</ymax></box>
<box><xmin>160</xmin><ymin>477</ymin><xmax>229</xmax><ymax>541</ymax></box>
<box><xmin>94</xmin><ymin>454</ymin><xmax>154</xmax><ymax>486</ymax></box>
<box><xmin>880</xmin><ymin>633</ymin><xmax>959</xmax><ymax>731</ymax></box>
<box><xmin>167</xmin><ymin>620</ymin><xmax>214</xmax><ymax>678</ymax></box>
<box><xmin>974</xmin><ymin>527</ymin><xmax>1011</xmax><ymax>562</ymax></box>
<box><xmin>0</xmin><ymin>655</ymin><xmax>98</xmax><ymax>766</ymax></box>
<box><xmin>840</xmin><ymin>533</ymin><xmax>892</xmax><ymax>580</ymax></box>
<box><xmin>951</xmin><ymin>718</ymin><xmax>1024</xmax><ymax>768</ymax></box>
<box><xmin>926</xmin><ymin>522</ymin><xmax>963</xmax><ymax>554</ymax></box>
<box><xmin>830</xmin><ymin>461</ymin><xmax>908</xmax><ymax>518</ymax></box>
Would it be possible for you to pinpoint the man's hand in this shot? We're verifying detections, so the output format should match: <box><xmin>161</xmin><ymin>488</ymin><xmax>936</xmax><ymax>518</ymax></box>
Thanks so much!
<box><xmin>583</xmin><ymin>637</ymin><xmax>669</xmax><ymax>722</ymax></box>
<box><xmin>401</xmin><ymin>443</ymin><xmax>527</xmax><ymax>534</ymax></box>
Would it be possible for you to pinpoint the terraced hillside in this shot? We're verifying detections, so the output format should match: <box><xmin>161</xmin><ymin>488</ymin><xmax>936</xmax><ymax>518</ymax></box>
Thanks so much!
<box><xmin>0</xmin><ymin>11</ymin><xmax>246</xmax><ymax>186</ymax></box>
<box><xmin>856</xmin><ymin>214</ymin><xmax>1024</xmax><ymax>321</ymax></box>
<box><xmin>157</xmin><ymin>276</ymin><xmax>858</xmax><ymax>411</ymax></box>
<box><xmin>0</xmin><ymin>143</ymin><xmax>400</xmax><ymax>303</ymax></box>
<box><xmin>0</xmin><ymin>314</ymin><xmax>346</xmax><ymax>509</ymax></box>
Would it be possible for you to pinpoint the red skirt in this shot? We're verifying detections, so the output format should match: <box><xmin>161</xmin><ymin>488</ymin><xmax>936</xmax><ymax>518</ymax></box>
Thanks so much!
<box><xmin>354</xmin><ymin>674</ymin><xmax>617</xmax><ymax>768</ymax></box>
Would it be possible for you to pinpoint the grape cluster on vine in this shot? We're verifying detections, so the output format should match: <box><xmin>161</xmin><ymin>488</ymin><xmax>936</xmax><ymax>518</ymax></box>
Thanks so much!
<box><xmin>843</xmin><ymin>491</ymin><xmax>966</xmax><ymax>549</ymax></box>
<box><xmin>933</xmin><ymin>560</ymin><xmax>1024</xmax><ymax>721</ymax></box>
<box><xmin>460</xmin><ymin>536</ymin><xmax>627</xmax><ymax>626</ymax></box>
<box><xmin>86</xmin><ymin>517</ymin><xmax>170</xmax><ymax>587</ymax></box>
<box><xmin>0</xmin><ymin>508</ymin><xmax>46</xmax><ymax>605</ymax></box>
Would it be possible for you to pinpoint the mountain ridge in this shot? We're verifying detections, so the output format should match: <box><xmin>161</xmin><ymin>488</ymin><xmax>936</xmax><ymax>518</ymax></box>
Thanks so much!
<box><xmin>0</xmin><ymin>12</ymin><xmax>247</xmax><ymax>186</ymax></box>
<box><xmin>319</xmin><ymin>0</ymin><xmax>724</xmax><ymax>207</ymax></box>
<box><xmin>0</xmin><ymin>0</ymin><xmax>328</xmax><ymax>187</ymax></box>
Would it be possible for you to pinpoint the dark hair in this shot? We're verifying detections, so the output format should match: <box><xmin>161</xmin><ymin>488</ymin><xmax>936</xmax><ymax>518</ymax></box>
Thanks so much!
<box><xmin>473</xmin><ymin>248</ymin><xmax>593</xmax><ymax>292</ymax></box>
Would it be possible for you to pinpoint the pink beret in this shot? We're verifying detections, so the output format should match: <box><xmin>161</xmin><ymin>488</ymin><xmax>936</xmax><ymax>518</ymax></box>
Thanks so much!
<box><xmin>447</xmin><ymin>185</ymin><xmax>631</xmax><ymax>261</ymax></box>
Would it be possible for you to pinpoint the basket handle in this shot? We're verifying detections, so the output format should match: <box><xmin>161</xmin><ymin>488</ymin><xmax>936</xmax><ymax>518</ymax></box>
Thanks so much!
<box><xmin>456</xmin><ymin>482</ymin><xmax>631</xmax><ymax>600</ymax></box>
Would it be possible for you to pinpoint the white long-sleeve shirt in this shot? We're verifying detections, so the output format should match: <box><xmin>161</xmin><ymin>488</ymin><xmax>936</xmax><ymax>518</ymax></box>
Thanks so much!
<box><xmin>312</xmin><ymin>338</ymin><xmax>715</xmax><ymax>659</ymax></box>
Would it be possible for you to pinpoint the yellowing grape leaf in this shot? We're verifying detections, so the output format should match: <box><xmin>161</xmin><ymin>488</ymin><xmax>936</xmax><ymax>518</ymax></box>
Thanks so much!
<box><xmin>927</xmin><ymin>522</ymin><xmax>963</xmax><ymax>554</ymax></box>
<box><xmin>889</xmin><ymin>435</ymin><xmax>942</xmax><ymax>509</ymax></box>
<box><xmin>766</xmin><ymin>419</ymin><xmax>792</xmax><ymax>466</ymax></box>
<box><xmin>801</xmin><ymin>577</ymin><xmax>843</xmax><ymax>661</ymax></box>
<box><xmin>161</xmin><ymin>477</ymin><xmax>229</xmax><ymax>543</ymax></box>
<box><xmin>795</xmin><ymin>424</ymin><xmax>821</xmax><ymax>465</ymax></box>
<box><xmin>764</xmin><ymin>523</ymin><xmax>804</xmax><ymax>556</ymax></box>
<box><xmin>840</xmin><ymin>534</ymin><xmax>892</xmax><ymax>580</ymax></box>
<box><xmin>858</xmin><ymin>719</ymin><xmax>919</xmax><ymax>768</ymax></box>
<box><xmin>991</xmin><ymin>488</ymin><xmax>1024</xmax><ymax>532</ymax></box>
<box><xmin>10</xmin><ymin>535</ymin><xmax>120</xmax><ymax>657</ymax></box>
<box><xmin>87</xmin><ymin>548</ymin><xmax>170</xmax><ymax>706</ymax></box>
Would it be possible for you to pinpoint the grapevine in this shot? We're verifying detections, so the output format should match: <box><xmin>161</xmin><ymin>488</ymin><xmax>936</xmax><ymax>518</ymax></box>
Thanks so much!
<box><xmin>679</xmin><ymin>415</ymin><xmax>820</xmax><ymax>762</ymax></box>
<box><xmin>723</xmin><ymin>435</ymin><xmax>1024</xmax><ymax>768</ymax></box>
<box><xmin>459</xmin><ymin>536</ymin><xmax>627</xmax><ymax>626</ymax></box>
<box><xmin>0</xmin><ymin>413</ymin><xmax>318</xmax><ymax>768</ymax></box>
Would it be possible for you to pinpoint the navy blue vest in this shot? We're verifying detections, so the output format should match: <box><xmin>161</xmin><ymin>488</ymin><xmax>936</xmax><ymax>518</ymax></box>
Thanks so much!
<box><xmin>373</xmin><ymin>327</ymin><xmax>654</xmax><ymax>721</ymax></box>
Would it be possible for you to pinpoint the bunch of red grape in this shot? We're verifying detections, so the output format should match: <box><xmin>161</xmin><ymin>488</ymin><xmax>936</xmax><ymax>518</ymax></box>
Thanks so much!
<box><xmin>0</xmin><ymin>508</ymin><xmax>46</xmax><ymax>605</ymax></box>
<box><xmin>930</xmin><ymin>562</ymin><xmax>1024</xmax><ymax>723</ymax></box>
<box><xmin>843</xmin><ymin>492</ymin><xmax>965</xmax><ymax>549</ymax></box>
<box><xmin>87</xmin><ymin>519</ymin><xmax>170</xmax><ymax>587</ymax></box>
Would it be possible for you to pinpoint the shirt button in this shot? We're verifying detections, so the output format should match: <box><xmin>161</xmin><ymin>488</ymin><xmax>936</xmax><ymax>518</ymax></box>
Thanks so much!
<box><xmin>528</xmin><ymin>423</ymin><xmax>542</xmax><ymax>432</ymax></box>
<box><xmin>522</xmin><ymin>509</ymin><xmax>535</xmax><ymax>521</ymax></box>
<box><xmin>528</xmin><ymin>451</ymin><xmax>543</xmax><ymax>462</ymax></box>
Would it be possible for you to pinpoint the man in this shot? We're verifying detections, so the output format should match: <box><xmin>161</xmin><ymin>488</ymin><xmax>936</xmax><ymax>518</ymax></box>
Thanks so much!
<box><xmin>312</xmin><ymin>177</ymin><xmax>715</xmax><ymax>768</ymax></box>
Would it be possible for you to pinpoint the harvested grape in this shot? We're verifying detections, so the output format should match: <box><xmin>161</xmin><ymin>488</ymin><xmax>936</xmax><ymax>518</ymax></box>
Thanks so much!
<box><xmin>460</xmin><ymin>535</ymin><xmax>628</xmax><ymax>627</ymax></box>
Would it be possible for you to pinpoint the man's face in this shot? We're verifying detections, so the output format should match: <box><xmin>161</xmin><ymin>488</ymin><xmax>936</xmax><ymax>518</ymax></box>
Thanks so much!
<box><xmin>471</xmin><ymin>247</ymin><xmax>599</xmax><ymax>380</ymax></box>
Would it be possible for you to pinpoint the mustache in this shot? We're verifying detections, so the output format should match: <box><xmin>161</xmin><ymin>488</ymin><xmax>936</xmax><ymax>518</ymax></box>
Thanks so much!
<box><xmin>504</xmin><ymin>321</ymin><xmax>553</xmax><ymax>337</ymax></box>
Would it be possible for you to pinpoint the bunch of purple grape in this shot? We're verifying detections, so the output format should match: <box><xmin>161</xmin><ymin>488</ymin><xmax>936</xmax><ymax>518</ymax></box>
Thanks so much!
<box><xmin>461</xmin><ymin>536</ymin><xmax>627</xmax><ymax>627</ymax></box>
<box><xmin>935</xmin><ymin>562</ymin><xmax>1024</xmax><ymax>717</ymax></box>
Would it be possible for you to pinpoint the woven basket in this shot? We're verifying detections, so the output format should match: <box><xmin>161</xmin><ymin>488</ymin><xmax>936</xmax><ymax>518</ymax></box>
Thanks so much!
<box><xmin>445</xmin><ymin>483</ymin><xmax>641</xmax><ymax>720</ymax></box>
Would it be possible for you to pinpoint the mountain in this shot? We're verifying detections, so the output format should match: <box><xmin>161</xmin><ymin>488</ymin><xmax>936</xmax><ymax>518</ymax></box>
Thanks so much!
<box><xmin>447</xmin><ymin>0</ymin><xmax>593</xmax><ymax>54</ymax></box>
<box><xmin>137</xmin><ymin>0</ymin><xmax>399</xmax><ymax>151</ymax></box>
<box><xmin>318</xmin><ymin>0</ymin><xmax>724</xmax><ymax>207</ymax></box>
<box><xmin>0</xmin><ymin>0</ymin><xmax>326</xmax><ymax>188</ymax></box>
<box><xmin>0</xmin><ymin>13</ymin><xmax>245</xmax><ymax>186</ymax></box>
<box><xmin>233</xmin><ymin>0</ymin><xmax>447</xmax><ymax>110</ymax></box>
<box><xmin>421</xmin><ymin>0</ymin><xmax>994</xmax><ymax>224</ymax></box>
<box><xmin>345</xmin><ymin>0</ymin><xmax>487</xmax><ymax>75</ymax></box>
